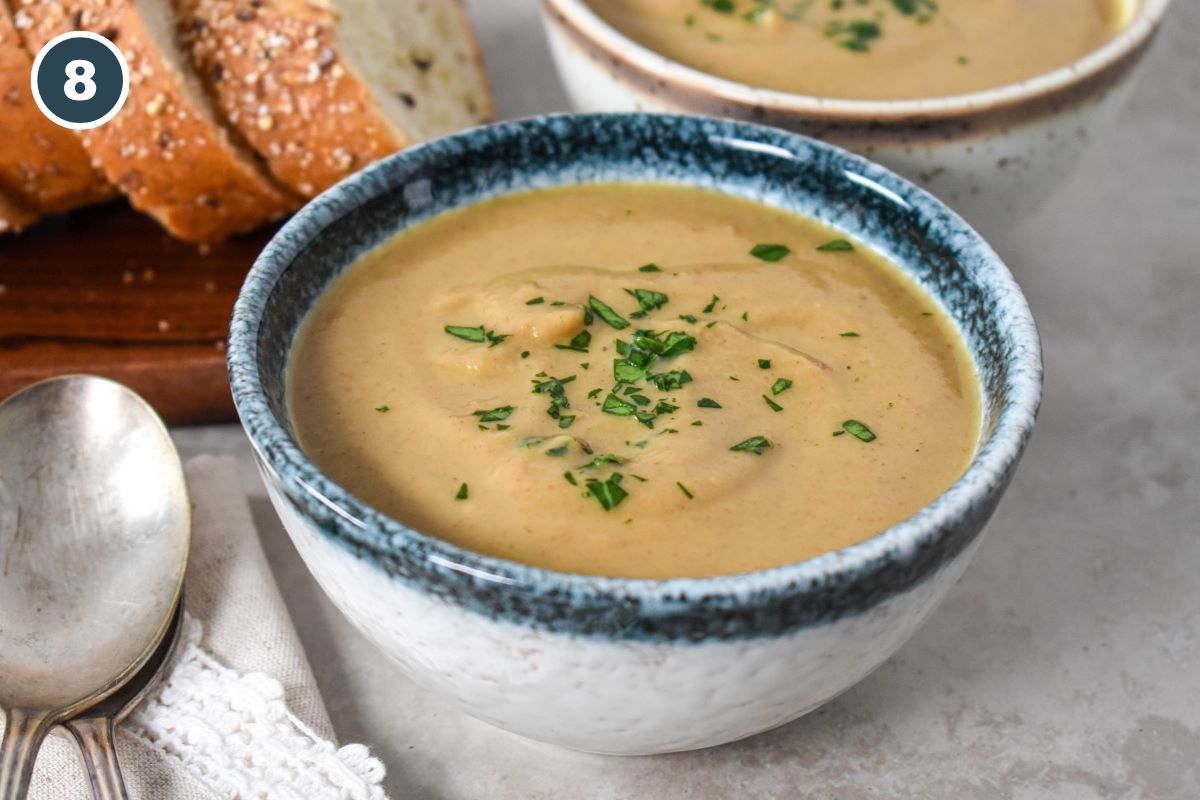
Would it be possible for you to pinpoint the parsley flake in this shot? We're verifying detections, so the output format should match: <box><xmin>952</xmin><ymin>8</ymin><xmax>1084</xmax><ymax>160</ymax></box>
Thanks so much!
<box><xmin>750</xmin><ymin>243</ymin><xmax>791</xmax><ymax>262</ymax></box>
<box><xmin>589</xmin><ymin>295</ymin><xmax>630</xmax><ymax>330</ymax></box>
<box><xmin>586</xmin><ymin>476</ymin><xmax>628</xmax><ymax>511</ymax></box>
<box><xmin>730</xmin><ymin>435</ymin><xmax>773</xmax><ymax>455</ymax></box>
<box><xmin>455</xmin><ymin>483</ymin><xmax>469</xmax><ymax>500</ymax></box>
<box><xmin>842</xmin><ymin>419</ymin><xmax>877</xmax><ymax>442</ymax></box>
<box><xmin>473</xmin><ymin>405</ymin><xmax>515</xmax><ymax>422</ymax></box>
<box><xmin>771</xmin><ymin>378</ymin><xmax>793</xmax><ymax>395</ymax></box>
<box><xmin>698</xmin><ymin>397</ymin><xmax>722</xmax><ymax>409</ymax></box>
<box><xmin>555</xmin><ymin>329</ymin><xmax>592</xmax><ymax>353</ymax></box>
<box><xmin>817</xmin><ymin>239</ymin><xmax>855</xmax><ymax>252</ymax></box>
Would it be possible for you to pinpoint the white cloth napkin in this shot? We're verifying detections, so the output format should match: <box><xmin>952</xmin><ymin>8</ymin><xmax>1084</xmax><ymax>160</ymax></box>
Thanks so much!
<box><xmin>12</xmin><ymin>455</ymin><xmax>390</xmax><ymax>800</ymax></box>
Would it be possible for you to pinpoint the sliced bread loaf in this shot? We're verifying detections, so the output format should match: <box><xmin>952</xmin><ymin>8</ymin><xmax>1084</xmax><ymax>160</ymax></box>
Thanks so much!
<box><xmin>0</xmin><ymin>185</ymin><xmax>39</xmax><ymax>234</ymax></box>
<box><xmin>13</xmin><ymin>0</ymin><xmax>300</xmax><ymax>242</ymax></box>
<box><xmin>0</xmin><ymin>1</ymin><xmax>112</xmax><ymax>215</ymax></box>
<box><xmin>177</xmin><ymin>0</ymin><xmax>493</xmax><ymax>197</ymax></box>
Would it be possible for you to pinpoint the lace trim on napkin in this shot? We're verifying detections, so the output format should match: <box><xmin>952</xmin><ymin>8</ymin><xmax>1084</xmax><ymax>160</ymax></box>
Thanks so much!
<box><xmin>126</xmin><ymin>616</ymin><xmax>388</xmax><ymax>800</ymax></box>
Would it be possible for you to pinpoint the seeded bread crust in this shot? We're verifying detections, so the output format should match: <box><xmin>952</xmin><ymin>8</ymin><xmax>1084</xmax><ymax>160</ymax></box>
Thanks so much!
<box><xmin>14</xmin><ymin>0</ymin><xmax>300</xmax><ymax>242</ymax></box>
<box><xmin>0</xmin><ymin>1</ymin><xmax>112</xmax><ymax>214</ymax></box>
<box><xmin>178</xmin><ymin>0</ymin><xmax>494</xmax><ymax>197</ymax></box>
<box><xmin>0</xmin><ymin>185</ymin><xmax>39</xmax><ymax>234</ymax></box>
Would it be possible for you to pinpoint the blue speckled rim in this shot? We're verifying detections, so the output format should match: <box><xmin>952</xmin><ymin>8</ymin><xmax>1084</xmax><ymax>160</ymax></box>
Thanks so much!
<box><xmin>229</xmin><ymin>114</ymin><xmax>1042</xmax><ymax>643</ymax></box>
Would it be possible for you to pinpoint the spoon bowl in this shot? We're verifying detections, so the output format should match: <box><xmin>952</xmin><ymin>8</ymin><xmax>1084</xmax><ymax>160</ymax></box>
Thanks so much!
<box><xmin>0</xmin><ymin>375</ymin><xmax>190</xmax><ymax>797</ymax></box>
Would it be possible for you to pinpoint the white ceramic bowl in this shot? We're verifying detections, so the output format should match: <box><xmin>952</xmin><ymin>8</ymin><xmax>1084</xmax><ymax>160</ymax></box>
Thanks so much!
<box><xmin>230</xmin><ymin>114</ymin><xmax>1042</xmax><ymax>755</ymax></box>
<box><xmin>541</xmin><ymin>0</ymin><xmax>1172</xmax><ymax>234</ymax></box>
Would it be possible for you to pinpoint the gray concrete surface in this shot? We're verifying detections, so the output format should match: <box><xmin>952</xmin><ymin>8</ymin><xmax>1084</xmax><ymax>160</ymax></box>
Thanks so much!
<box><xmin>174</xmin><ymin>1</ymin><xmax>1200</xmax><ymax>796</ymax></box>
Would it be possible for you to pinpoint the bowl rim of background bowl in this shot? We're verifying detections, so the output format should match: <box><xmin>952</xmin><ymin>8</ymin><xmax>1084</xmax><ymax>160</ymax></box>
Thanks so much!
<box><xmin>229</xmin><ymin>113</ymin><xmax>1042</xmax><ymax>628</ymax></box>
<box><xmin>541</xmin><ymin>0</ymin><xmax>1172</xmax><ymax>120</ymax></box>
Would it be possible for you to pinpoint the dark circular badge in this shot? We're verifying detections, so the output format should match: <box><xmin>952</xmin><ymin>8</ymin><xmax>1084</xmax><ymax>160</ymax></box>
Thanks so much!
<box><xmin>31</xmin><ymin>31</ymin><xmax>129</xmax><ymax>130</ymax></box>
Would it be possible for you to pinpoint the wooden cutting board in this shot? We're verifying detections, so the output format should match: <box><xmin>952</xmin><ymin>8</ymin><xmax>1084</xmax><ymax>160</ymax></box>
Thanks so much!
<box><xmin>0</xmin><ymin>202</ymin><xmax>276</xmax><ymax>425</ymax></box>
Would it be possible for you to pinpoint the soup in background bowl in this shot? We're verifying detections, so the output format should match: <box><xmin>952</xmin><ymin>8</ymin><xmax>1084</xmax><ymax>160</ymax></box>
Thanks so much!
<box><xmin>229</xmin><ymin>114</ymin><xmax>1042</xmax><ymax>755</ymax></box>
<box><xmin>541</xmin><ymin>0</ymin><xmax>1171</xmax><ymax>234</ymax></box>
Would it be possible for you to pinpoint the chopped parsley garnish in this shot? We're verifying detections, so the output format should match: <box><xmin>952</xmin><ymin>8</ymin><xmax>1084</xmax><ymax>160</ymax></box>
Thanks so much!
<box><xmin>750</xmin><ymin>243</ymin><xmax>791</xmax><ymax>262</ymax></box>
<box><xmin>444</xmin><ymin>324</ymin><xmax>508</xmax><ymax>347</ymax></box>
<box><xmin>614</xmin><ymin>359</ymin><xmax>648</xmax><ymax>384</ymax></box>
<box><xmin>473</xmin><ymin>405</ymin><xmax>515</xmax><ymax>422</ymax></box>
<box><xmin>842</xmin><ymin>419</ymin><xmax>877</xmax><ymax>442</ymax></box>
<box><xmin>697</xmin><ymin>397</ymin><xmax>722</xmax><ymax>409</ymax></box>
<box><xmin>679</xmin><ymin>314</ymin><xmax>699</xmax><ymax>324</ymax></box>
<box><xmin>625</xmin><ymin>288</ymin><xmax>669</xmax><ymax>315</ymax></box>
<box><xmin>558</xmin><ymin>415</ymin><xmax>576</xmax><ymax>429</ymax></box>
<box><xmin>525</xmin><ymin>296</ymin><xmax>545</xmax><ymax>305</ymax></box>
<box><xmin>602</xmin><ymin>392</ymin><xmax>638</xmax><ymax>416</ymax></box>
<box><xmin>840</xmin><ymin>331</ymin><xmax>860</xmax><ymax>337</ymax></box>
<box><xmin>677</xmin><ymin>481</ymin><xmax>694</xmax><ymax>499</ymax></box>
<box><xmin>374</xmin><ymin>404</ymin><xmax>390</xmax><ymax>413</ymax></box>
<box><xmin>654</xmin><ymin>400</ymin><xmax>679</xmax><ymax>415</ymax></box>
<box><xmin>703</xmin><ymin>294</ymin><xmax>720</xmax><ymax>313</ymax></box>
<box><xmin>520</xmin><ymin>351</ymin><xmax>530</xmax><ymax>359</ymax></box>
<box><xmin>555</xmin><ymin>329</ymin><xmax>592</xmax><ymax>353</ymax></box>
<box><xmin>455</xmin><ymin>483</ymin><xmax>468</xmax><ymax>500</ymax></box>
<box><xmin>832</xmin><ymin>430</ymin><xmax>846</xmax><ymax>437</ymax></box>
<box><xmin>691</xmin><ymin>420</ymin><xmax>703</xmax><ymax>426</ymax></box>
<box><xmin>588</xmin><ymin>295</ymin><xmax>630</xmax><ymax>330</ymax></box>
<box><xmin>630</xmin><ymin>394</ymin><xmax>652</xmax><ymax>406</ymax></box>
<box><xmin>702</xmin><ymin>0</ymin><xmax>736</xmax><ymax>12</ymax></box>
<box><xmin>633</xmin><ymin>329</ymin><xmax>696</xmax><ymax>358</ymax></box>
<box><xmin>586</xmin><ymin>475</ymin><xmax>628</xmax><ymax>511</ymax></box>
<box><xmin>771</xmin><ymin>378</ymin><xmax>793</xmax><ymax>395</ymax></box>
<box><xmin>817</xmin><ymin>239</ymin><xmax>855</xmax><ymax>252</ymax></box>
<box><xmin>892</xmin><ymin>0</ymin><xmax>938</xmax><ymax>21</ymax></box>
<box><xmin>825</xmin><ymin>19</ymin><xmax>881</xmax><ymax>52</ymax></box>
<box><xmin>602</xmin><ymin>393</ymin><xmax>656</xmax><ymax>427</ymax></box>
<box><xmin>638</xmin><ymin>263</ymin><xmax>662</xmax><ymax>272</ymax></box>
<box><xmin>444</xmin><ymin>324</ymin><xmax>486</xmax><ymax>343</ymax></box>
<box><xmin>587</xmin><ymin>388</ymin><xmax>603</xmax><ymax>399</ymax></box>
<box><xmin>646</xmin><ymin>369</ymin><xmax>693</xmax><ymax>391</ymax></box>
<box><xmin>757</xmin><ymin>359</ymin><xmax>771</xmax><ymax>369</ymax></box>
<box><xmin>546</xmin><ymin>445</ymin><xmax>569</xmax><ymax>457</ymax></box>
<box><xmin>531</xmin><ymin>374</ymin><xmax>576</xmax><ymax>420</ymax></box>
<box><xmin>564</xmin><ymin>471</ymin><xmax>578</xmax><ymax>485</ymax></box>
<box><xmin>763</xmin><ymin>395</ymin><xmax>783</xmax><ymax>412</ymax></box>
<box><xmin>578</xmin><ymin>453</ymin><xmax>623</xmax><ymax>470</ymax></box>
<box><xmin>730</xmin><ymin>435</ymin><xmax>773</xmax><ymax>455</ymax></box>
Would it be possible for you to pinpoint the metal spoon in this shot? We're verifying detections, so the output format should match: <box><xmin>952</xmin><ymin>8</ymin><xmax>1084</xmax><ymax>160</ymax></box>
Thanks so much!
<box><xmin>0</xmin><ymin>375</ymin><xmax>190</xmax><ymax>800</ymax></box>
<box><xmin>60</xmin><ymin>597</ymin><xmax>186</xmax><ymax>800</ymax></box>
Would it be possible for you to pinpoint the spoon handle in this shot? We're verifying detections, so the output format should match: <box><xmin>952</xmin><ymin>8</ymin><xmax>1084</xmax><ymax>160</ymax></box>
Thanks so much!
<box><xmin>62</xmin><ymin>717</ymin><xmax>128</xmax><ymax>800</ymax></box>
<box><xmin>0</xmin><ymin>708</ymin><xmax>52</xmax><ymax>800</ymax></box>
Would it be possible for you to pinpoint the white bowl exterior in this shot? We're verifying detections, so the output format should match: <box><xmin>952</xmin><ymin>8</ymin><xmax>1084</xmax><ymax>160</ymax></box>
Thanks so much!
<box><xmin>264</xmin><ymin>466</ymin><xmax>982</xmax><ymax>755</ymax></box>
<box><xmin>543</xmin><ymin>18</ymin><xmax>1137</xmax><ymax>236</ymax></box>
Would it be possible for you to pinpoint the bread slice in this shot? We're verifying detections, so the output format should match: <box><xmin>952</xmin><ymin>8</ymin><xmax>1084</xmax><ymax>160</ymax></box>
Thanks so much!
<box><xmin>13</xmin><ymin>0</ymin><xmax>300</xmax><ymax>242</ymax></box>
<box><xmin>0</xmin><ymin>1</ymin><xmax>113</xmax><ymax>214</ymax></box>
<box><xmin>0</xmin><ymin>185</ymin><xmax>39</xmax><ymax>234</ymax></box>
<box><xmin>177</xmin><ymin>0</ymin><xmax>493</xmax><ymax>197</ymax></box>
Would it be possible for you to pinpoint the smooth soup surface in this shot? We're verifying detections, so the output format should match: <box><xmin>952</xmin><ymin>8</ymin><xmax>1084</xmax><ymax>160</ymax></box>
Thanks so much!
<box><xmin>287</xmin><ymin>185</ymin><xmax>981</xmax><ymax>579</ymax></box>
<box><xmin>587</xmin><ymin>0</ymin><xmax>1132</xmax><ymax>101</ymax></box>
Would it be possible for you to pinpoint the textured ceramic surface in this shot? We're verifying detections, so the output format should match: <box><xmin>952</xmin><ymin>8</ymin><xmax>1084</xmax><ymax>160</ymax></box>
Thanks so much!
<box><xmin>228</xmin><ymin>114</ymin><xmax>1042</xmax><ymax>754</ymax></box>
<box><xmin>540</xmin><ymin>0</ymin><xmax>1171</xmax><ymax>235</ymax></box>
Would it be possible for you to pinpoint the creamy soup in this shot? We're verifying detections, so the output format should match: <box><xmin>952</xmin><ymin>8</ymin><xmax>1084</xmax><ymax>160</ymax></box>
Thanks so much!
<box><xmin>288</xmin><ymin>185</ymin><xmax>981</xmax><ymax>579</ymax></box>
<box><xmin>586</xmin><ymin>0</ymin><xmax>1132</xmax><ymax>100</ymax></box>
